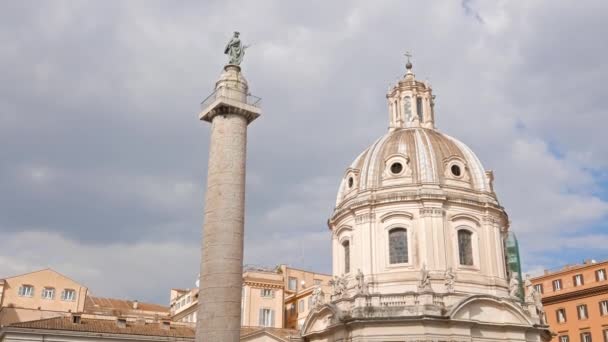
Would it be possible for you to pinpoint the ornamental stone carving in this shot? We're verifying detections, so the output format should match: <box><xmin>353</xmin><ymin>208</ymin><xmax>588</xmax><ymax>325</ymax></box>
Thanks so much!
<box><xmin>311</xmin><ymin>286</ymin><xmax>325</xmax><ymax>308</ymax></box>
<box><xmin>356</xmin><ymin>269</ymin><xmax>369</xmax><ymax>295</ymax></box>
<box><xmin>444</xmin><ymin>267</ymin><xmax>455</xmax><ymax>293</ymax></box>
<box><xmin>419</xmin><ymin>208</ymin><xmax>445</xmax><ymax>217</ymax></box>
<box><xmin>509</xmin><ymin>275</ymin><xmax>520</xmax><ymax>298</ymax></box>
<box><xmin>419</xmin><ymin>264</ymin><xmax>432</xmax><ymax>291</ymax></box>
<box><xmin>329</xmin><ymin>275</ymin><xmax>348</xmax><ymax>297</ymax></box>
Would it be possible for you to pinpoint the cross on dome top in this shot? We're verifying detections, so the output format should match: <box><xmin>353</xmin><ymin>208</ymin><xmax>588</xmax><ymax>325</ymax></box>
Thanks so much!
<box><xmin>404</xmin><ymin>51</ymin><xmax>413</xmax><ymax>70</ymax></box>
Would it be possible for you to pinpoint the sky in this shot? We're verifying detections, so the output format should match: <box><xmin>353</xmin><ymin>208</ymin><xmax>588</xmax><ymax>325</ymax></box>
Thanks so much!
<box><xmin>1</xmin><ymin>0</ymin><xmax>607</xmax><ymax>304</ymax></box>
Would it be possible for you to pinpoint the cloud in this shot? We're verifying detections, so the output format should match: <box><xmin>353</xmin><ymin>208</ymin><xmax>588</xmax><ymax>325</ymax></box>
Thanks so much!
<box><xmin>0</xmin><ymin>0</ymin><xmax>607</xmax><ymax>303</ymax></box>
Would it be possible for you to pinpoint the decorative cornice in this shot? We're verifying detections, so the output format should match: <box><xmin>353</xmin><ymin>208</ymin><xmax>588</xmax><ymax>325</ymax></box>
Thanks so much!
<box><xmin>541</xmin><ymin>283</ymin><xmax>608</xmax><ymax>305</ymax></box>
<box><xmin>449</xmin><ymin>213</ymin><xmax>481</xmax><ymax>226</ymax></box>
<box><xmin>331</xmin><ymin>188</ymin><xmax>504</xmax><ymax>223</ymax></box>
<box><xmin>355</xmin><ymin>213</ymin><xmax>375</xmax><ymax>224</ymax></box>
<box><xmin>380</xmin><ymin>211</ymin><xmax>414</xmax><ymax>223</ymax></box>
<box><xmin>420</xmin><ymin>208</ymin><xmax>445</xmax><ymax>217</ymax></box>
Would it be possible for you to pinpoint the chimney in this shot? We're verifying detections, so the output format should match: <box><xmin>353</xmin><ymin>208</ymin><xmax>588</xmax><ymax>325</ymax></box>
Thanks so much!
<box><xmin>132</xmin><ymin>300</ymin><xmax>139</xmax><ymax>310</ymax></box>
<box><xmin>71</xmin><ymin>313</ymin><xmax>82</xmax><ymax>324</ymax></box>
<box><xmin>116</xmin><ymin>318</ymin><xmax>127</xmax><ymax>328</ymax></box>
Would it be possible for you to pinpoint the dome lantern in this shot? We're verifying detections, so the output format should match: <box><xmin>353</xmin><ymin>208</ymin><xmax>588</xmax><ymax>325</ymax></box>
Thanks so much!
<box><xmin>386</xmin><ymin>54</ymin><xmax>436</xmax><ymax>131</ymax></box>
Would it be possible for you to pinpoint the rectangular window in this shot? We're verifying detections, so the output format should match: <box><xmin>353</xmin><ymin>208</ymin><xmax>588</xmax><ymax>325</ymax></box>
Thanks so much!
<box><xmin>18</xmin><ymin>285</ymin><xmax>34</xmax><ymax>297</ymax></box>
<box><xmin>259</xmin><ymin>308</ymin><xmax>273</xmax><ymax>327</ymax></box>
<box><xmin>600</xmin><ymin>300</ymin><xmax>608</xmax><ymax>316</ymax></box>
<box><xmin>186</xmin><ymin>295</ymin><xmax>191</xmax><ymax>303</ymax></box>
<box><xmin>556</xmin><ymin>308</ymin><xmax>567</xmax><ymax>323</ymax></box>
<box><xmin>299</xmin><ymin>299</ymin><xmax>305</xmax><ymax>313</ymax></box>
<box><xmin>289</xmin><ymin>303</ymin><xmax>296</xmax><ymax>316</ymax></box>
<box><xmin>343</xmin><ymin>240</ymin><xmax>351</xmax><ymax>274</ymax></box>
<box><xmin>597</xmin><ymin>269</ymin><xmax>607</xmax><ymax>282</ymax></box>
<box><xmin>580</xmin><ymin>332</ymin><xmax>592</xmax><ymax>342</ymax></box>
<box><xmin>416</xmin><ymin>97</ymin><xmax>424</xmax><ymax>121</ymax></box>
<box><xmin>553</xmin><ymin>279</ymin><xmax>563</xmax><ymax>291</ymax></box>
<box><xmin>308</xmin><ymin>296</ymin><xmax>313</xmax><ymax>307</ymax></box>
<box><xmin>261</xmin><ymin>289</ymin><xmax>273</xmax><ymax>297</ymax></box>
<box><xmin>534</xmin><ymin>284</ymin><xmax>544</xmax><ymax>294</ymax></box>
<box><xmin>41</xmin><ymin>287</ymin><xmax>55</xmax><ymax>299</ymax></box>
<box><xmin>574</xmin><ymin>274</ymin><xmax>584</xmax><ymax>287</ymax></box>
<box><xmin>577</xmin><ymin>304</ymin><xmax>588</xmax><ymax>320</ymax></box>
<box><xmin>559</xmin><ymin>336</ymin><xmax>569</xmax><ymax>342</ymax></box>
<box><xmin>313</xmin><ymin>279</ymin><xmax>322</xmax><ymax>286</ymax></box>
<box><xmin>61</xmin><ymin>289</ymin><xmax>76</xmax><ymax>301</ymax></box>
<box><xmin>389</xmin><ymin>228</ymin><xmax>408</xmax><ymax>264</ymax></box>
<box><xmin>288</xmin><ymin>277</ymin><xmax>297</xmax><ymax>291</ymax></box>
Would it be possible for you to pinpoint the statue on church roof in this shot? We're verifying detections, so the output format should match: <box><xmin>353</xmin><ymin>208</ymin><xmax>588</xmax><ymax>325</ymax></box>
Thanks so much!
<box><xmin>509</xmin><ymin>274</ymin><xmax>520</xmax><ymax>298</ymax></box>
<box><xmin>419</xmin><ymin>264</ymin><xmax>432</xmax><ymax>290</ymax></box>
<box><xmin>444</xmin><ymin>267</ymin><xmax>455</xmax><ymax>293</ymax></box>
<box><xmin>224</xmin><ymin>31</ymin><xmax>248</xmax><ymax>65</ymax></box>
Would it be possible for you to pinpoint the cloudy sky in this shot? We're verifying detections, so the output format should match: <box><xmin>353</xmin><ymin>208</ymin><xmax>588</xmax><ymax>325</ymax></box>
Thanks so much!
<box><xmin>1</xmin><ymin>0</ymin><xmax>607</xmax><ymax>304</ymax></box>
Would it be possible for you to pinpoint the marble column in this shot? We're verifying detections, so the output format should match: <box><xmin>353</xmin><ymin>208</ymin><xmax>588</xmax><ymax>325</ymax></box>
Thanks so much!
<box><xmin>196</xmin><ymin>64</ymin><xmax>261</xmax><ymax>342</ymax></box>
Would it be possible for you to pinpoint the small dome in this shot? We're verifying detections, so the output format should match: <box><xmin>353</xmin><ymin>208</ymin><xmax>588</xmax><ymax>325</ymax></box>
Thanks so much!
<box><xmin>335</xmin><ymin>127</ymin><xmax>492</xmax><ymax>207</ymax></box>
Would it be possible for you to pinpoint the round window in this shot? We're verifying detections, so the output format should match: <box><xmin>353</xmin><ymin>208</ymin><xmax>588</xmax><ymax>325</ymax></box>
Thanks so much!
<box><xmin>390</xmin><ymin>162</ymin><xmax>403</xmax><ymax>174</ymax></box>
<box><xmin>348</xmin><ymin>177</ymin><xmax>354</xmax><ymax>188</ymax></box>
<box><xmin>451</xmin><ymin>164</ymin><xmax>462</xmax><ymax>177</ymax></box>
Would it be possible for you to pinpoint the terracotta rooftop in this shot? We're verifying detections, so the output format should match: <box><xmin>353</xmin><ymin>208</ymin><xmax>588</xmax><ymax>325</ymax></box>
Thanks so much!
<box><xmin>7</xmin><ymin>317</ymin><xmax>193</xmax><ymax>338</ymax></box>
<box><xmin>85</xmin><ymin>296</ymin><xmax>169</xmax><ymax>316</ymax></box>
<box><xmin>7</xmin><ymin>317</ymin><xmax>300</xmax><ymax>341</ymax></box>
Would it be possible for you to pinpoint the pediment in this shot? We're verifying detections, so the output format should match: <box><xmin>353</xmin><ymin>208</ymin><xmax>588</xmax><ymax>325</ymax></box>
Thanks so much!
<box><xmin>449</xmin><ymin>295</ymin><xmax>533</xmax><ymax>326</ymax></box>
<box><xmin>301</xmin><ymin>304</ymin><xmax>340</xmax><ymax>336</ymax></box>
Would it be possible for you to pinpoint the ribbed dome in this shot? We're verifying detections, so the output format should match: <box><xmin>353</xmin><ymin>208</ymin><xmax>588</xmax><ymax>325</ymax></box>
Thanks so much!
<box><xmin>336</xmin><ymin>127</ymin><xmax>492</xmax><ymax>206</ymax></box>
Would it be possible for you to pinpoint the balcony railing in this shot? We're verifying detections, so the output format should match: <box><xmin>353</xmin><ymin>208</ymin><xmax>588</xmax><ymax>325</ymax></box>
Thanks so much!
<box><xmin>201</xmin><ymin>87</ymin><xmax>262</xmax><ymax>110</ymax></box>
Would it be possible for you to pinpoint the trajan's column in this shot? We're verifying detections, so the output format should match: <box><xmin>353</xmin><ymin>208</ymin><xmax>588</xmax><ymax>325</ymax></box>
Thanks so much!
<box><xmin>196</xmin><ymin>32</ymin><xmax>261</xmax><ymax>342</ymax></box>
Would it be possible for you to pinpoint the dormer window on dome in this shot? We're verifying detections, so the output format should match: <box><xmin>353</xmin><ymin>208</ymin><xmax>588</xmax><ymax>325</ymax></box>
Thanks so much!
<box><xmin>386</xmin><ymin>55</ymin><xmax>436</xmax><ymax>131</ymax></box>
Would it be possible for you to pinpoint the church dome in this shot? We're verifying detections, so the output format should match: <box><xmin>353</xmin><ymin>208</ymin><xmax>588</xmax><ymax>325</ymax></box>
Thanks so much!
<box><xmin>335</xmin><ymin>127</ymin><xmax>493</xmax><ymax>207</ymax></box>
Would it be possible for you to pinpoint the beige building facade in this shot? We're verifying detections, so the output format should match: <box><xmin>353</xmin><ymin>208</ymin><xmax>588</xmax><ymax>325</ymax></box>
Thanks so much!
<box><xmin>0</xmin><ymin>269</ymin><xmax>88</xmax><ymax>326</ymax></box>
<box><xmin>281</xmin><ymin>266</ymin><xmax>331</xmax><ymax>330</ymax></box>
<box><xmin>531</xmin><ymin>259</ymin><xmax>608</xmax><ymax>342</ymax></box>
<box><xmin>0</xmin><ymin>269</ymin><xmax>170</xmax><ymax>327</ymax></box>
<box><xmin>170</xmin><ymin>265</ymin><xmax>330</xmax><ymax>331</ymax></box>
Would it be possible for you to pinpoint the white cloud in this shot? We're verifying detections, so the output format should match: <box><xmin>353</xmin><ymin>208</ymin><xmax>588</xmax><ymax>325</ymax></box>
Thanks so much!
<box><xmin>0</xmin><ymin>231</ymin><xmax>199</xmax><ymax>301</ymax></box>
<box><xmin>1</xmin><ymin>0</ymin><xmax>607</xmax><ymax>303</ymax></box>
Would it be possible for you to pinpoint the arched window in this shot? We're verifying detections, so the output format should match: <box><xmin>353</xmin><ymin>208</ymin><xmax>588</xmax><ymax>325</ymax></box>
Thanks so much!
<box><xmin>389</xmin><ymin>228</ymin><xmax>408</xmax><ymax>264</ymax></box>
<box><xmin>342</xmin><ymin>240</ymin><xmax>350</xmax><ymax>273</ymax></box>
<box><xmin>458</xmin><ymin>229</ymin><xmax>474</xmax><ymax>266</ymax></box>
<box><xmin>416</xmin><ymin>97</ymin><xmax>424</xmax><ymax>121</ymax></box>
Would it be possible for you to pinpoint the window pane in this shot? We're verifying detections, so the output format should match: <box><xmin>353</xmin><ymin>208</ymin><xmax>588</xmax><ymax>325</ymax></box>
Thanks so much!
<box><xmin>288</xmin><ymin>277</ymin><xmax>297</xmax><ymax>291</ymax></box>
<box><xmin>343</xmin><ymin>241</ymin><xmax>350</xmax><ymax>274</ymax></box>
<box><xmin>458</xmin><ymin>230</ymin><xmax>473</xmax><ymax>266</ymax></box>
<box><xmin>597</xmin><ymin>269</ymin><xmax>606</xmax><ymax>281</ymax></box>
<box><xmin>389</xmin><ymin>228</ymin><xmax>408</xmax><ymax>264</ymax></box>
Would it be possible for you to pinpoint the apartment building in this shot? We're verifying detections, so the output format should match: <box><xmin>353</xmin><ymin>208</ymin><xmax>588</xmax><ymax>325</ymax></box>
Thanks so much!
<box><xmin>281</xmin><ymin>266</ymin><xmax>331</xmax><ymax>330</ymax></box>
<box><xmin>169</xmin><ymin>265</ymin><xmax>331</xmax><ymax>330</ymax></box>
<box><xmin>531</xmin><ymin>259</ymin><xmax>608</xmax><ymax>342</ymax></box>
<box><xmin>0</xmin><ymin>269</ymin><xmax>169</xmax><ymax>326</ymax></box>
<box><xmin>0</xmin><ymin>269</ymin><xmax>88</xmax><ymax>325</ymax></box>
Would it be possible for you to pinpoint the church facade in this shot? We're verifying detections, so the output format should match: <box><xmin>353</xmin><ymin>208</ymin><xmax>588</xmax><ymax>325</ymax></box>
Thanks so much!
<box><xmin>300</xmin><ymin>60</ymin><xmax>552</xmax><ymax>342</ymax></box>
